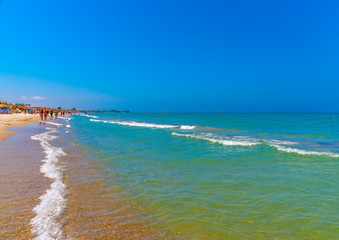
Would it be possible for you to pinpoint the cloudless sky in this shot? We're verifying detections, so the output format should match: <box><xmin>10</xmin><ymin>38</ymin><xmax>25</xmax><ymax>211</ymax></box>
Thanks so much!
<box><xmin>0</xmin><ymin>0</ymin><xmax>338</xmax><ymax>112</ymax></box>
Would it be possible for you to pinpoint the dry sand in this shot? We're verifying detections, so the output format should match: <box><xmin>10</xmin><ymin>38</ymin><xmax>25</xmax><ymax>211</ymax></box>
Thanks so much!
<box><xmin>0</xmin><ymin>113</ymin><xmax>40</xmax><ymax>142</ymax></box>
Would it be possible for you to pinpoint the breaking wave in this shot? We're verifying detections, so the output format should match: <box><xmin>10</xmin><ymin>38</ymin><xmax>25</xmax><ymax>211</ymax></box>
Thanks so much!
<box><xmin>89</xmin><ymin>118</ymin><xmax>339</xmax><ymax>158</ymax></box>
<box><xmin>58</xmin><ymin>117</ymin><xmax>71</xmax><ymax>120</ymax></box>
<box><xmin>172</xmin><ymin>133</ymin><xmax>339</xmax><ymax>157</ymax></box>
<box><xmin>30</xmin><ymin>129</ymin><xmax>68</xmax><ymax>239</ymax></box>
<box><xmin>263</xmin><ymin>139</ymin><xmax>298</xmax><ymax>146</ymax></box>
<box><xmin>90</xmin><ymin>119</ymin><xmax>195</xmax><ymax>130</ymax></box>
<box><xmin>81</xmin><ymin>114</ymin><xmax>99</xmax><ymax>118</ymax></box>
<box><xmin>172</xmin><ymin>132</ymin><xmax>259</xmax><ymax>146</ymax></box>
<box><xmin>270</xmin><ymin>144</ymin><xmax>339</xmax><ymax>158</ymax></box>
<box><xmin>43</xmin><ymin>122</ymin><xmax>63</xmax><ymax>126</ymax></box>
<box><xmin>180</xmin><ymin>125</ymin><xmax>196</xmax><ymax>130</ymax></box>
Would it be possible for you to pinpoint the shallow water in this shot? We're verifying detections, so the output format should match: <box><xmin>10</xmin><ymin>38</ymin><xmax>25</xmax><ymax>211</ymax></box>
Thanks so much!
<box><xmin>63</xmin><ymin>113</ymin><xmax>338</xmax><ymax>239</ymax></box>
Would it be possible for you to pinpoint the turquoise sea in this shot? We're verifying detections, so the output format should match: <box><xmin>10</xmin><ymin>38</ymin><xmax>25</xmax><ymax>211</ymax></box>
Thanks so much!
<box><xmin>65</xmin><ymin>113</ymin><xmax>338</xmax><ymax>239</ymax></box>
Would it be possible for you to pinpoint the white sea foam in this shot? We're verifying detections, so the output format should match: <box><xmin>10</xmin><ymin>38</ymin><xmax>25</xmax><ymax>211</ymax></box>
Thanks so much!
<box><xmin>30</xmin><ymin>129</ymin><xmax>68</xmax><ymax>239</ymax></box>
<box><xmin>180</xmin><ymin>125</ymin><xmax>196</xmax><ymax>130</ymax></box>
<box><xmin>90</xmin><ymin>119</ymin><xmax>176</xmax><ymax>129</ymax></box>
<box><xmin>44</xmin><ymin>122</ymin><xmax>63</xmax><ymax>126</ymax></box>
<box><xmin>58</xmin><ymin>117</ymin><xmax>71</xmax><ymax>120</ymax></box>
<box><xmin>66</xmin><ymin>124</ymin><xmax>71</xmax><ymax>128</ymax></box>
<box><xmin>89</xmin><ymin>118</ymin><xmax>339</xmax><ymax>157</ymax></box>
<box><xmin>173</xmin><ymin>132</ymin><xmax>339</xmax><ymax>157</ymax></box>
<box><xmin>270</xmin><ymin>144</ymin><xmax>339</xmax><ymax>158</ymax></box>
<box><xmin>81</xmin><ymin>114</ymin><xmax>99</xmax><ymax>118</ymax></box>
<box><xmin>264</xmin><ymin>139</ymin><xmax>298</xmax><ymax>145</ymax></box>
<box><xmin>108</xmin><ymin>121</ymin><xmax>176</xmax><ymax>129</ymax></box>
<box><xmin>172</xmin><ymin>132</ymin><xmax>259</xmax><ymax>146</ymax></box>
<box><xmin>89</xmin><ymin>119</ymin><xmax>196</xmax><ymax>130</ymax></box>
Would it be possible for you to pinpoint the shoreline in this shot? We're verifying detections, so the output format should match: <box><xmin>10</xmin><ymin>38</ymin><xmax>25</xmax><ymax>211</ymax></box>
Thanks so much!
<box><xmin>0</xmin><ymin>123</ymin><xmax>49</xmax><ymax>239</ymax></box>
<box><xmin>0</xmin><ymin>113</ymin><xmax>41</xmax><ymax>142</ymax></box>
<box><xmin>0</xmin><ymin>116</ymin><xmax>165</xmax><ymax>239</ymax></box>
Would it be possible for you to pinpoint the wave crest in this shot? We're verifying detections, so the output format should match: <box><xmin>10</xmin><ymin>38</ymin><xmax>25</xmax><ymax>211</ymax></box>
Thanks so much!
<box><xmin>172</xmin><ymin>132</ymin><xmax>259</xmax><ymax>146</ymax></box>
<box><xmin>89</xmin><ymin>118</ymin><xmax>339</xmax><ymax>158</ymax></box>
<box><xmin>81</xmin><ymin>114</ymin><xmax>99</xmax><ymax>118</ymax></box>
<box><xmin>270</xmin><ymin>144</ymin><xmax>339</xmax><ymax>158</ymax></box>
<box><xmin>90</xmin><ymin>119</ymin><xmax>196</xmax><ymax>129</ymax></box>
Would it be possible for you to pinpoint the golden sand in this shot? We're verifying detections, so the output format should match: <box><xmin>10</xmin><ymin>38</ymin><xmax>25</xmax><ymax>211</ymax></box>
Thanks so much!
<box><xmin>0</xmin><ymin>113</ymin><xmax>40</xmax><ymax>142</ymax></box>
<box><xmin>0</xmin><ymin>132</ymin><xmax>50</xmax><ymax>239</ymax></box>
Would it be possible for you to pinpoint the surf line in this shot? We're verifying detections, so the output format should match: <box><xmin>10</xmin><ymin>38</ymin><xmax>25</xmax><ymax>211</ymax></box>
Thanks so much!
<box><xmin>30</xmin><ymin>128</ymin><xmax>68</xmax><ymax>240</ymax></box>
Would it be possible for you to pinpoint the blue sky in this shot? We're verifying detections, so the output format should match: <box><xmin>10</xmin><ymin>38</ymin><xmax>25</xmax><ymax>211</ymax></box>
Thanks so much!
<box><xmin>0</xmin><ymin>0</ymin><xmax>338</xmax><ymax>112</ymax></box>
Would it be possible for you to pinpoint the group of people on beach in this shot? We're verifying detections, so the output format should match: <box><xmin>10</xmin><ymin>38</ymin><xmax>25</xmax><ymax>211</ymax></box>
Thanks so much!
<box><xmin>23</xmin><ymin>109</ymin><xmax>38</xmax><ymax>114</ymax></box>
<box><xmin>39</xmin><ymin>109</ymin><xmax>72</xmax><ymax>121</ymax></box>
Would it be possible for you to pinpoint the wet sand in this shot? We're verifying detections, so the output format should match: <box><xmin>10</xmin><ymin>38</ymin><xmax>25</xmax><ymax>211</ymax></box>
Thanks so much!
<box><xmin>0</xmin><ymin>124</ymin><xmax>49</xmax><ymax>239</ymax></box>
<box><xmin>0</xmin><ymin>113</ymin><xmax>40</xmax><ymax>142</ymax></box>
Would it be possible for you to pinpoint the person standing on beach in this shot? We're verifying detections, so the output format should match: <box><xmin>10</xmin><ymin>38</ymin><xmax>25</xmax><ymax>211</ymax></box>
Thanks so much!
<box><xmin>55</xmin><ymin>111</ymin><xmax>58</xmax><ymax>119</ymax></box>
<box><xmin>50</xmin><ymin>110</ymin><xmax>53</xmax><ymax>119</ymax></box>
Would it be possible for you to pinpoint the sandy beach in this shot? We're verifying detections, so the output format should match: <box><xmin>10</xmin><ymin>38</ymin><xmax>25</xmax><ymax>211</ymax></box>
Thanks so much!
<box><xmin>0</xmin><ymin>113</ymin><xmax>40</xmax><ymax>142</ymax></box>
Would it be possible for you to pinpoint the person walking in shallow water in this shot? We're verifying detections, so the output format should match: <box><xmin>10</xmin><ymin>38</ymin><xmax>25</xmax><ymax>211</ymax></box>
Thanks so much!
<box><xmin>44</xmin><ymin>109</ymin><xmax>48</xmax><ymax>121</ymax></box>
<box><xmin>50</xmin><ymin>110</ymin><xmax>53</xmax><ymax>119</ymax></box>
<box><xmin>39</xmin><ymin>109</ymin><xmax>44</xmax><ymax>121</ymax></box>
